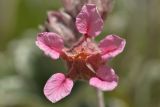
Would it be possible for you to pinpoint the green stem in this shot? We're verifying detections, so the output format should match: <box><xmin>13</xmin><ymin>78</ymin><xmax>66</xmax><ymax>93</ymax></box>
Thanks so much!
<box><xmin>97</xmin><ymin>89</ymin><xmax>105</xmax><ymax>107</ymax></box>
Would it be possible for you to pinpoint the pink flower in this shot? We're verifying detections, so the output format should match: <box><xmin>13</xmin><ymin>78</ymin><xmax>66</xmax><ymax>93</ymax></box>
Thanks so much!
<box><xmin>36</xmin><ymin>4</ymin><xmax>126</xmax><ymax>103</ymax></box>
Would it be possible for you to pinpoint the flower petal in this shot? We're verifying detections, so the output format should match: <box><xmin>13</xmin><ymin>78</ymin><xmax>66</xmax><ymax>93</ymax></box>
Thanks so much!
<box><xmin>36</xmin><ymin>32</ymin><xmax>64</xmax><ymax>59</ymax></box>
<box><xmin>99</xmin><ymin>35</ymin><xmax>126</xmax><ymax>60</ymax></box>
<box><xmin>44</xmin><ymin>73</ymin><xmax>73</xmax><ymax>103</ymax></box>
<box><xmin>76</xmin><ymin>4</ymin><xmax>103</xmax><ymax>37</ymax></box>
<box><xmin>96</xmin><ymin>65</ymin><xmax>118</xmax><ymax>81</ymax></box>
<box><xmin>89</xmin><ymin>77</ymin><xmax>117</xmax><ymax>91</ymax></box>
<box><xmin>89</xmin><ymin>65</ymin><xmax>118</xmax><ymax>91</ymax></box>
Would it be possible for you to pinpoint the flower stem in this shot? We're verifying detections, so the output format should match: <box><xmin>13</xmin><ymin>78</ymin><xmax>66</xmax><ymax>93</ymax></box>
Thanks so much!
<box><xmin>96</xmin><ymin>89</ymin><xmax>105</xmax><ymax>107</ymax></box>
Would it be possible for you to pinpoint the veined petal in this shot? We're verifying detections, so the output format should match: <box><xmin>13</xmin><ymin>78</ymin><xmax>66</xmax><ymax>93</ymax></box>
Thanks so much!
<box><xmin>76</xmin><ymin>4</ymin><xmax>103</xmax><ymax>37</ymax></box>
<box><xmin>36</xmin><ymin>32</ymin><xmax>64</xmax><ymax>59</ymax></box>
<box><xmin>89</xmin><ymin>65</ymin><xmax>118</xmax><ymax>91</ymax></box>
<box><xmin>99</xmin><ymin>35</ymin><xmax>126</xmax><ymax>60</ymax></box>
<box><xmin>44</xmin><ymin>73</ymin><xmax>73</xmax><ymax>103</ymax></box>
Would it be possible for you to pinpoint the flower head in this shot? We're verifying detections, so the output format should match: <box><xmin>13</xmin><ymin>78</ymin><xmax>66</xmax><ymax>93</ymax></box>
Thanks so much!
<box><xmin>36</xmin><ymin>4</ymin><xmax>126</xmax><ymax>103</ymax></box>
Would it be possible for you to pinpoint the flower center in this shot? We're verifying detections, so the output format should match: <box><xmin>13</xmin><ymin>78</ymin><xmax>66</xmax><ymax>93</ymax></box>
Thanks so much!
<box><xmin>61</xmin><ymin>40</ymin><xmax>102</xmax><ymax>80</ymax></box>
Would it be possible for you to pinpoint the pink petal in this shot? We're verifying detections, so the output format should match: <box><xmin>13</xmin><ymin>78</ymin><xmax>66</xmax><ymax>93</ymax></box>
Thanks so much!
<box><xmin>76</xmin><ymin>4</ymin><xmax>103</xmax><ymax>37</ymax></box>
<box><xmin>44</xmin><ymin>73</ymin><xmax>73</xmax><ymax>103</ymax></box>
<box><xmin>36</xmin><ymin>32</ymin><xmax>64</xmax><ymax>59</ymax></box>
<box><xmin>89</xmin><ymin>65</ymin><xmax>118</xmax><ymax>91</ymax></box>
<box><xmin>89</xmin><ymin>77</ymin><xmax>117</xmax><ymax>91</ymax></box>
<box><xmin>99</xmin><ymin>35</ymin><xmax>126</xmax><ymax>60</ymax></box>
<box><xmin>96</xmin><ymin>65</ymin><xmax>118</xmax><ymax>81</ymax></box>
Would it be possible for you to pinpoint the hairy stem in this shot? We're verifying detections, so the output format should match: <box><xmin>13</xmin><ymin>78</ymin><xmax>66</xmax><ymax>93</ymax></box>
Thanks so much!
<box><xmin>97</xmin><ymin>89</ymin><xmax>105</xmax><ymax>107</ymax></box>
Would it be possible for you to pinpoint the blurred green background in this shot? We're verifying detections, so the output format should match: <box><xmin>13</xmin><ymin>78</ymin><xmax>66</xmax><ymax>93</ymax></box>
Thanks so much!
<box><xmin>0</xmin><ymin>0</ymin><xmax>160</xmax><ymax>107</ymax></box>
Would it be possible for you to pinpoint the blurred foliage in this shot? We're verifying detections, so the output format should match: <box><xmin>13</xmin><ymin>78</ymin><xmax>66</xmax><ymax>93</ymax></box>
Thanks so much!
<box><xmin>0</xmin><ymin>0</ymin><xmax>160</xmax><ymax>107</ymax></box>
